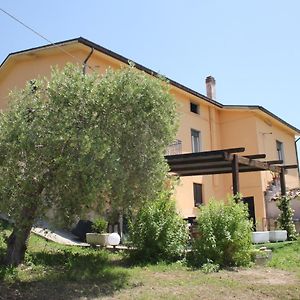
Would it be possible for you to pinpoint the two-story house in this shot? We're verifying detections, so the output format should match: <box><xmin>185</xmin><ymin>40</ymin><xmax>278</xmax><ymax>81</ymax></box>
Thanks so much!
<box><xmin>0</xmin><ymin>37</ymin><xmax>299</xmax><ymax>230</ymax></box>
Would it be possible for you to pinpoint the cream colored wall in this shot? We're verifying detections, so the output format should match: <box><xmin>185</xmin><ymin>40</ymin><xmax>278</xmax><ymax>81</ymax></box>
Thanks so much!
<box><xmin>219</xmin><ymin>110</ymin><xmax>267</xmax><ymax>228</ymax></box>
<box><xmin>255</xmin><ymin>115</ymin><xmax>299</xmax><ymax>190</ymax></box>
<box><xmin>171</xmin><ymin>89</ymin><xmax>226</xmax><ymax>217</ymax></box>
<box><xmin>0</xmin><ymin>47</ymin><xmax>124</xmax><ymax>110</ymax></box>
<box><xmin>219</xmin><ymin>109</ymin><xmax>299</xmax><ymax>228</ymax></box>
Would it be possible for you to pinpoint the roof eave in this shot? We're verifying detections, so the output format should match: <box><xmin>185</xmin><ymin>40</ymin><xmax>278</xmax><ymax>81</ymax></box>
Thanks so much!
<box><xmin>1</xmin><ymin>37</ymin><xmax>299</xmax><ymax>134</ymax></box>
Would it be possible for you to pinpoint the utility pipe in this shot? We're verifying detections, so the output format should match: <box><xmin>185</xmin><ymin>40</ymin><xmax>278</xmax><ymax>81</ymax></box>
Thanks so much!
<box><xmin>82</xmin><ymin>48</ymin><xmax>94</xmax><ymax>74</ymax></box>
<box><xmin>295</xmin><ymin>137</ymin><xmax>300</xmax><ymax>177</ymax></box>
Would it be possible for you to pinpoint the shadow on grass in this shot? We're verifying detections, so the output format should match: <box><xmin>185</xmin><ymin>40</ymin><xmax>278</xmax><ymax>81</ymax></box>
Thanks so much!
<box><xmin>0</xmin><ymin>248</ymin><xmax>129</xmax><ymax>300</ymax></box>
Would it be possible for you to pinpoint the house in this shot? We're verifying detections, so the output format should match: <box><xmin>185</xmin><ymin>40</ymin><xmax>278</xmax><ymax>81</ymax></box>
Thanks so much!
<box><xmin>0</xmin><ymin>37</ymin><xmax>299</xmax><ymax>230</ymax></box>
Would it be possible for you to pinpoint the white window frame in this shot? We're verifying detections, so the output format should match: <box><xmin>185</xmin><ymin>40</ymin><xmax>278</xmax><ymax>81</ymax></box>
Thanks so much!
<box><xmin>191</xmin><ymin>129</ymin><xmax>201</xmax><ymax>153</ymax></box>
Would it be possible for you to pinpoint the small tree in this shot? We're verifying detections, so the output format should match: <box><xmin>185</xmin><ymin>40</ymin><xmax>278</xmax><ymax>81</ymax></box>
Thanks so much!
<box><xmin>0</xmin><ymin>64</ymin><xmax>177</xmax><ymax>266</ymax></box>
<box><xmin>277</xmin><ymin>195</ymin><xmax>297</xmax><ymax>241</ymax></box>
<box><xmin>128</xmin><ymin>188</ymin><xmax>189</xmax><ymax>263</ymax></box>
<box><xmin>190</xmin><ymin>197</ymin><xmax>253</xmax><ymax>268</ymax></box>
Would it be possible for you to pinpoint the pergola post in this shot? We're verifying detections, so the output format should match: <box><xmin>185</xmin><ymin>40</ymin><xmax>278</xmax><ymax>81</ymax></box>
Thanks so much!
<box><xmin>280</xmin><ymin>167</ymin><xmax>286</xmax><ymax>196</ymax></box>
<box><xmin>232</xmin><ymin>154</ymin><xmax>240</xmax><ymax>198</ymax></box>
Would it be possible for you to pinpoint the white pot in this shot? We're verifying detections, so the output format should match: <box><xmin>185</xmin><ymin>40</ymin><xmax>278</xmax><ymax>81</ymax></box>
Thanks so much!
<box><xmin>252</xmin><ymin>231</ymin><xmax>269</xmax><ymax>244</ymax></box>
<box><xmin>269</xmin><ymin>230</ymin><xmax>287</xmax><ymax>242</ymax></box>
<box><xmin>86</xmin><ymin>233</ymin><xmax>109</xmax><ymax>246</ymax></box>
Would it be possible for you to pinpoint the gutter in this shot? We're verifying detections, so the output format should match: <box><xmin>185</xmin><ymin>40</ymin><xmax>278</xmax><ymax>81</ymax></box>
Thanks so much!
<box><xmin>82</xmin><ymin>47</ymin><xmax>94</xmax><ymax>74</ymax></box>
<box><xmin>296</xmin><ymin>137</ymin><xmax>300</xmax><ymax>178</ymax></box>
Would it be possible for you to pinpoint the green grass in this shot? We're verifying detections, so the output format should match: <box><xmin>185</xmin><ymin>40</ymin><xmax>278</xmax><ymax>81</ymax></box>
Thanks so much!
<box><xmin>266</xmin><ymin>239</ymin><xmax>300</xmax><ymax>275</ymax></box>
<box><xmin>1</xmin><ymin>220</ymin><xmax>300</xmax><ymax>300</ymax></box>
<box><xmin>0</xmin><ymin>221</ymin><xmax>129</xmax><ymax>299</ymax></box>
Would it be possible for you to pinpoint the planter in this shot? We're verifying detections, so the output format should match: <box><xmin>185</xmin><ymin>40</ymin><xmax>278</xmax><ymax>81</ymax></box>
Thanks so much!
<box><xmin>252</xmin><ymin>231</ymin><xmax>269</xmax><ymax>244</ymax></box>
<box><xmin>86</xmin><ymin>233</ymin><xmax>109</xmax><ymax>246</ymax></box>
<box><xmin>269</xmin><ymin>230</ymin><xmax>287</xmax><ymax>242</ymax></box>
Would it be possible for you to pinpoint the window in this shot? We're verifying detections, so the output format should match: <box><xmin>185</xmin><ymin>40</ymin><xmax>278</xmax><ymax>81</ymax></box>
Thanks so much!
<box><xmin>276</xmin><ymin>140</ymin><xmax>284</xmax><ymax>162</ymax></box>
<box><xmin>190</xmin><ymin>102</ymin><xmax>199</xmax><ymax>114</ymax></box>
<box><xmin>193</xmin><ymin>183</ymin><xmax>203</xmax><ymax>207</ymax></box>
<box><xmin>191</xmin><ymin>129</ymin><xmax>201</xmax><ymax>153</ymax></box>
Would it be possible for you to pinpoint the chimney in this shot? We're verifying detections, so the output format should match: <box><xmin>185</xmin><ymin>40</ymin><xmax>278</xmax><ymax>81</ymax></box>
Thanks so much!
<box><xmin>205</xmin><ymin>76</ymin><xmax>216</xmax><ymax>100</ymax></box>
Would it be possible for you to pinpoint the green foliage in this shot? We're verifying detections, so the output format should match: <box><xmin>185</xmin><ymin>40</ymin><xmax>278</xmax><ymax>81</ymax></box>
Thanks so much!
<box><xmin>201</xmin><ymin>261</ymin><xmax>220</xmax><ymax>273</ymax></box>
<box><xmin>267</xmin><ymin>238</ymin><xmax>300</xmax><ymax>275</ymax></box>
<box><xmin>0</xmin><ymin>63</ymin><xmax>177</xmax><ymax>233</ymax></box>
<box><xmin>190</xmin><ymin>197</ymin><xmax>253</xmax><ymax>268</ymax></box>
<box><xmin>92</xmin><ymin>217</ymin><xmax>108</xmax><ymax>233</ymax></box>
<box><xmin>128</xmin><ymin>190</ymin><xmax>189</xmax><ymax>263</ymax></box>
<box><xmin>277</xmin><ymin>195</ymin><xmax>297</xmax><ymax>241</ymax></box>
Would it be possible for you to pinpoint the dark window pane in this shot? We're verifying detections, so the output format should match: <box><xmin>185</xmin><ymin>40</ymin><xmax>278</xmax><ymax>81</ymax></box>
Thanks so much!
<box><xmin>193</xmin><ymin>183</ymin><xmax>203</xmax><ymax>207</ymax></box>
<box><xmin>190</xmin><ymin>102</ymin><xmax>199</xmax><ymax>114</ymax></box>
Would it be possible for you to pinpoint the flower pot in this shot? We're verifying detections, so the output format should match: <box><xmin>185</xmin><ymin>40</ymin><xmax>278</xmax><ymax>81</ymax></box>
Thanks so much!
<box><xmin>269</xmin><ymin>230</ymin><xmax>287</xmax><ymax>242</ymax></box>
<box><xmin>86</xmin><ymin>233</ymin><xmax>109</xmax><ymax>246</ymax></box>
<box><xmin>252</xmin><ymin>231</ymin><xmax>269</xmax><ymax>244</ymax></box>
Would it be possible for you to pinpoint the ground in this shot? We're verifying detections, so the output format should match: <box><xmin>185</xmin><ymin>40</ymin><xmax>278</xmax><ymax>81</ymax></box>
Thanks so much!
<box><xmin>0</xmin><ymin>222</ymin><xmax>299</xmax><ymax>299</ymax></box>
<box><xmin>0</xmin><ymin>265</ymin><xmax>299</xmax><ymax>300</ymax></box>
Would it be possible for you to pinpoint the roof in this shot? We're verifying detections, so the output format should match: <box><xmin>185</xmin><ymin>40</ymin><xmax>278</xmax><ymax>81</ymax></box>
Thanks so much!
<box><xmin>1</xmin><ymin>37</ymin><xmax>299</xmax><ymax>134</ymax></box>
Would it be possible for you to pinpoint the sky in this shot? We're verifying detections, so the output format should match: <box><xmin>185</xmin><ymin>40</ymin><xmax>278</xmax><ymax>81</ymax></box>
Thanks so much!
<box><xmin>0</xmin><ymin>1</ymin><xmax>299</xmax><ymax>152</ymax></box>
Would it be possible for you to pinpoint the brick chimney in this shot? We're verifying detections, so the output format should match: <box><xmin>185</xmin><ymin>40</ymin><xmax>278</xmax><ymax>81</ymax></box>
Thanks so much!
<box><xmin>205</xmin><ymin>76</ymin><xmax>216</xmax><ymax>100</ymax></box>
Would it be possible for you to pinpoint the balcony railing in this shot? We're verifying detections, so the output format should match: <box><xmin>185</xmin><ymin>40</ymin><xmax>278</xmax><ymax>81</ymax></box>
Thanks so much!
<box><xmin>166</xmin><ymin>139</ymin><xmax>182</xmax><ymax>156</ymax></box>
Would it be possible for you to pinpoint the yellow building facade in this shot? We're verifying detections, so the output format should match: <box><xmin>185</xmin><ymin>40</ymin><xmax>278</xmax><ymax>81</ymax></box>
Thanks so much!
<box><xmin>0</xmin><ymin>38</ymin><xmax>299</xmax><ymax>229</ymax></box>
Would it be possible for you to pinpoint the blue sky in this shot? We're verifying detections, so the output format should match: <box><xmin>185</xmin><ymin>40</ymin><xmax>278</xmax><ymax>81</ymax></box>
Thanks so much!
<box><xmin>1</xmin><ymin>1</ymin><xmax>299</xmax><ymax>147</ymax></box>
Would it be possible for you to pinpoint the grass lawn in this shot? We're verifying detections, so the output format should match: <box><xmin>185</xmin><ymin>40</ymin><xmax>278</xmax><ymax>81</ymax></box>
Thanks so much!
<box><xmin>1</xmin><ymin>220</ymin><xmax>300</xmax><ymax>300</ymax></box>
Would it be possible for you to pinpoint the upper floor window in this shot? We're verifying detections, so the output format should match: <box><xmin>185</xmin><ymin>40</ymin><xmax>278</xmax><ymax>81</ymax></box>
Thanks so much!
<box><xmin>190</xmin><ymin>102</ymin><xmax>199</xmax><ymax>114</ymax></box>
<box><xmin>276</xmin><ymin>140</ymin><xmax>285</xmax><ymax>162</ymax></box>
<box><xmin>191</xmin><ymin>129</ymin><xmax>201</xmax><ymax>153</ymax></box>
<box><xmin>193</xmin><ymin>183</ymin><xmax>203</xmax><ymax>207</ymax></box>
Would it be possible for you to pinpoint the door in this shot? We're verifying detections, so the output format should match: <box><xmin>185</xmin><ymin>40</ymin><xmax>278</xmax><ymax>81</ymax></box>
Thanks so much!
<box><xmin>242</xmin><ymin>197</ymin><xmax>256</xmax><ymax>231</ymax></box>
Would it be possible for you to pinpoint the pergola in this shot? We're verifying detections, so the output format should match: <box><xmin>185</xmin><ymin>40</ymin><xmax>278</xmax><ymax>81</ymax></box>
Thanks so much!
<box><xmin>165</xmin><ymin>147</ymin><xmax>298</xmax><ymax>196</ymax></box>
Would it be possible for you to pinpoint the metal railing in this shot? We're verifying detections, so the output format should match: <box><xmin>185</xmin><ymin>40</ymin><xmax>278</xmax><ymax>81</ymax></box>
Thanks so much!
<box><xmin>166</xmin><ymin>139</ymin><xmax>182</xmax><ymax>156</ymax></box>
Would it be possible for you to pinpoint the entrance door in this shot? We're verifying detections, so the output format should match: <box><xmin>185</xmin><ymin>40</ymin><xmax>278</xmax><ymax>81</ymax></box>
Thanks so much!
<box><xmin>242</xmin><ymin>197</ymin><xmax>256</xmax><ymax>231</ymax></box>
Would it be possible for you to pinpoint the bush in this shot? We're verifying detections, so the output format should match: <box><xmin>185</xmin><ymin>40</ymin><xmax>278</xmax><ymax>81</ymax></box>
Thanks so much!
<box><xmin>277</xmin><ymin>195</ymin><xmax>297</xmax><ymax>241</ymax></box>
<box><xmin>189</xmin><ymin>197</ymin><xmax>253</xmax><ymax>268</ymax></box>
<box><xmin>92</xmin><ymin>218</ymin><xmax>108</xmax><ymax>234</ymax></box>
<box><xmin>128</xmin><ymin>192</ymin><xmax>189</xmax><ymax>263</ymax></box>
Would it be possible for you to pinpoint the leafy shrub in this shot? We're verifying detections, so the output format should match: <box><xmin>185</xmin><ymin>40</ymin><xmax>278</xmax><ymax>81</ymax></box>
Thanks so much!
<box><xmin>201</xmin><ymin>261</ymin><xmax>220</xmax><ymax>273</ymax></box>
<box><xmin>189</xmin><ymin>197</ymin><xmax>253</xmax><ymax>268</ymax></box>
<box><xmin>128</xmin><ymin>192</ymin><xmax>189</xmax><ymax>263</ymax></box>
<box><xmin>277</xmin><ymin>195</ymin><xmax>297</xmax><ymax>241</ymax></box>
<box><xmin>92</xmin><ymin>218</ymin><xmax>108</xmax><ymax>234</ymax></box>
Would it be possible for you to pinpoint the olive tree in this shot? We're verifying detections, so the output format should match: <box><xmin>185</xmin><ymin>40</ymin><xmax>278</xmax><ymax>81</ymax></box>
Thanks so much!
<box><xmin>0</xmin><ymin>64</ymin><xmax>177</xmax><ymax>266</ymax></box>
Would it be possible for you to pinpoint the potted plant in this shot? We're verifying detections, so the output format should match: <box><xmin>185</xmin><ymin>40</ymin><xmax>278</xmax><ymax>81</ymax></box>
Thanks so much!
<box><xmin>86</xmin><ymin>217</ymin><xmax>109</xmax><ymax>246</ymax></box>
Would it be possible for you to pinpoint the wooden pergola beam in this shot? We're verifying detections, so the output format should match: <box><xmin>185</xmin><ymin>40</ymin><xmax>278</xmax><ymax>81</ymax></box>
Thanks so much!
<box><xmin>283</xmin><ymin>164</ymin><xmax>298</xmax><ymax>170</ymax></box>
<box><xmin>280</xmin><ymin>167</ymin><xmax>286</xmax><ymax>196</ymax></box>
<box><xmin>232</xmin><ymin>154</ymin><xmax>240</xmax><ymax>196</ymax></box>
<box><xmin>267</xmin><ymin>160</ymin><xmax>283</xmax><ymax>165</ymax></box>
<box><xmin>244</xmin><ymin>154</ymin><xmax>266</xmax><ymax>159</ymax></box>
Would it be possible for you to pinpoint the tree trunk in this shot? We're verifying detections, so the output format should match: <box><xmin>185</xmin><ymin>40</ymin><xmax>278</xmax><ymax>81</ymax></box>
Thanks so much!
<box><xmin>5</xmin><ymin>205</ymin><xmax>37</xmax><ymax>266</ymax></box>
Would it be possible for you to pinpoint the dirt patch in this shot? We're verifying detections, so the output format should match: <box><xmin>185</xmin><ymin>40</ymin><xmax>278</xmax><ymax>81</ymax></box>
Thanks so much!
<box><xmin>103</xmin><ymin>266</ymin><xmax>300</xmax><ymax>300</ymax></box>
<box><xmin>215</xmin><ymin>266</ymin><xmax>298</xmax><ymax>285</ymax></box>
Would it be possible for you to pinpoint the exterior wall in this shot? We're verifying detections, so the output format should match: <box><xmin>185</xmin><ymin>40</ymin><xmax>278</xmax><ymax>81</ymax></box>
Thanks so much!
<box><xmin>169</xmin><ymin>88</ymin><xmax>223</xmax><ymax>217</ymax></box>
<box><xmin>0</xmin><ymin>44</ymin><xmax>299</xmax><ymax>225</ymax></box>
<box><xmin>219</xmin><ymin>109</ymin><xmax>300</xmax><ymax>229</ymax></box>
<box><xmin>255</xmin><ymin>114</ymin><xmax>299</xmax><ymax>189</ymax></box>
<box><xmin>219</xmin><ymin>110</ymin><xmax>267</xmax><ymax>228</ymax></box>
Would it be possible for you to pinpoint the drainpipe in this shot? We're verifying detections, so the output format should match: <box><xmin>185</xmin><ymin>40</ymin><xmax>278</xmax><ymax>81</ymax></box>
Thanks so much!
<box><xmin>82</xmin><ymin>48</ymin><xmax>94</xmax><ymax>74</ymax></box>
<box><xmin>295</xmin><ymin>137</ymin><xmax>300</xmax><ymax>178</ymax></box>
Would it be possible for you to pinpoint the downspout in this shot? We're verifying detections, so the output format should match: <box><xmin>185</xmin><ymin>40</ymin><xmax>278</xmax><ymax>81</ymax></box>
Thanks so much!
<box><xmin>295</xmin><ymin>137</ymin><xmax>300</xmax><ymax>178</ymax></box>
<box><xmin>82</xmin><ymin>48</ymin><xmax>94</xmax><ymax>74</ymax></box>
